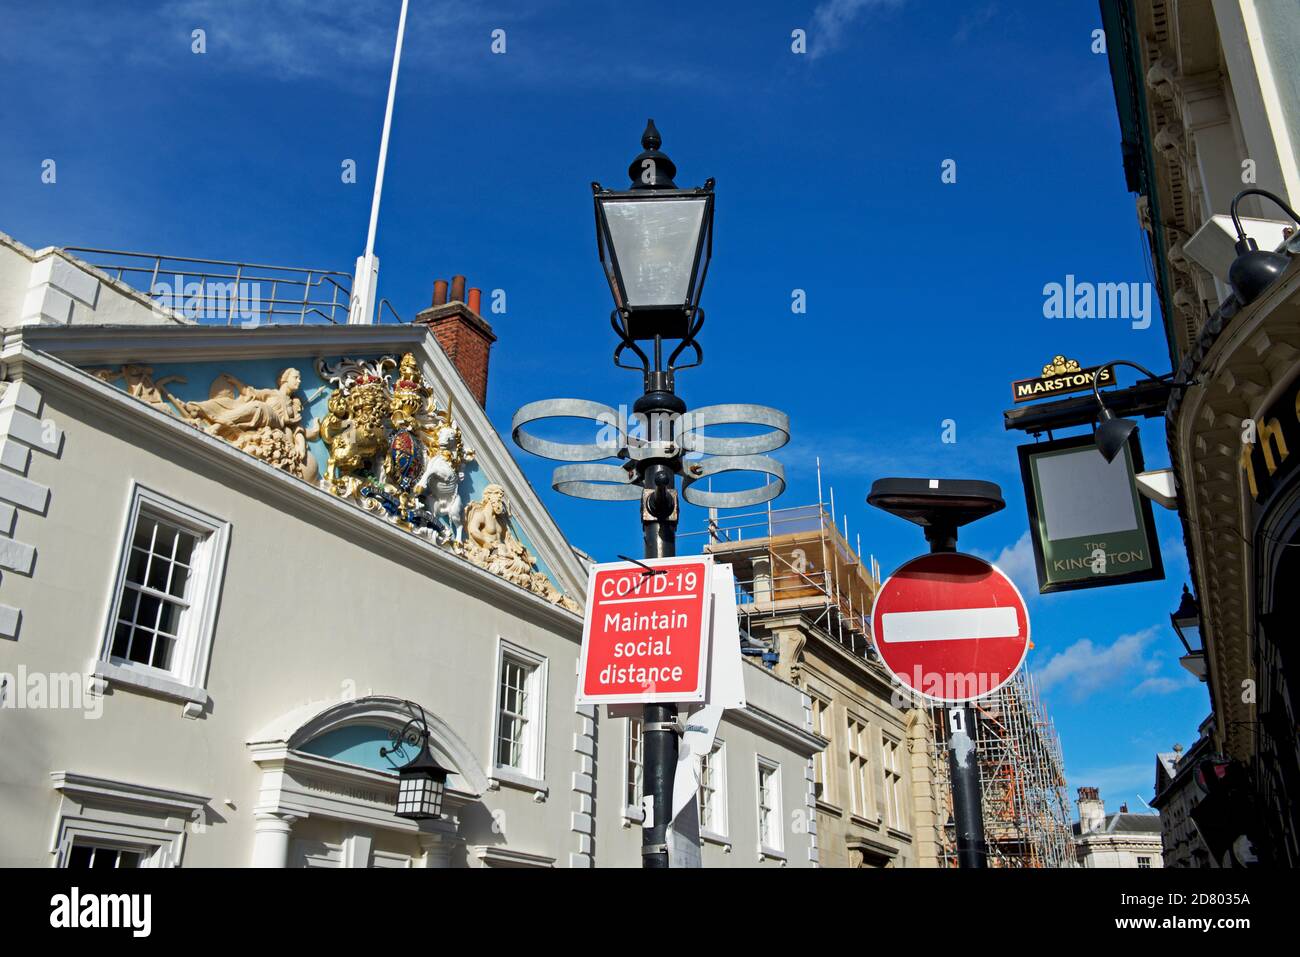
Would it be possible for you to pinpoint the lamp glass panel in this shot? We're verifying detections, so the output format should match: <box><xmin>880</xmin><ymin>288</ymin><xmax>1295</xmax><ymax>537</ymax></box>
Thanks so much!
<box><xmin>602</xmin><ymin>198</ymin><xmax>706</xmax><ymax>307</ymax></box>
<box><xmin>397</xmin><ymin>773</ymin><xmax>441</xmax><ymax>818</ymax></box>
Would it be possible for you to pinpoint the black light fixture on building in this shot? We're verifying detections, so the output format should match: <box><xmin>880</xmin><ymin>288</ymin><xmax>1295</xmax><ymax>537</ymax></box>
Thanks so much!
<box><xmin>1090</xmin><ymin>359</ymin><xmax>1168</xmax><ymax>463</ymax></box>
<box><xmin>1227</xmin><ymin>188</ymin><xmax>1299</xmax><ymax>307</ymax></box>
<box><xmin>1171</xmin><ymin>584</ymin><xmax>1207</xmax><ymax>681</ymax></box>
<box><xmin>593</xmin><ymin>119</ymin><xmax>715</xmax><ymax>341</ymax></box>
<box><xmin>381</xmin><ymin>702</ymin><xmax>451</xmax><ymax>820</ymax></box>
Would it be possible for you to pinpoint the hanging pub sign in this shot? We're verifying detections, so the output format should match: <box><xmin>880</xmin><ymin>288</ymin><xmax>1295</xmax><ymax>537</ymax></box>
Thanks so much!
<box><xmin>1011</xmin><ymin>355</ymin><xmax>1114</xmax><ymax>404</ymax></box>
<box><xmin>1017</xmin><ymin>433</ymin><xmax>1164</xmax><ymax>593</ymax></box>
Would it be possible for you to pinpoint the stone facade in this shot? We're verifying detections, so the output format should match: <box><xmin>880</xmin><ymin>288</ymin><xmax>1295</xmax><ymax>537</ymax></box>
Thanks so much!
<box><xmin>1073</xmin><ymin>788</ymin><xmax>1164</xmax><ymax>869</ymax></box>
<box><xmin>1102</xmin><ymin>0</ymin><xmax>1300</xmax><ymax>864</ymax></box>
<box><xmin>0</xmin><ymin>238</ymin><xmax>820</xmax><ymax>868</ymax></box>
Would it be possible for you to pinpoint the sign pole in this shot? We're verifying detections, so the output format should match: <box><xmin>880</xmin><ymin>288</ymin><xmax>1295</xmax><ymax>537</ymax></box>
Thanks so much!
<box><xmin>640</xmin><ymin>422</ymin><xmax>680</xmax><ymax>869</ymax></box>
<box><xmin>868</xmin><ymin>479</ymin><xmax>1016</xmax><ymax>869</ymax></box>
<box><xmin>927</xmin><ymin>519</ymin><xmax>989</xmax><ymax>869</ymax></box>
<box><xmin>923</xmin><ymin>520</ymin><xmax>989</xmax><ymax>868</ymax></box>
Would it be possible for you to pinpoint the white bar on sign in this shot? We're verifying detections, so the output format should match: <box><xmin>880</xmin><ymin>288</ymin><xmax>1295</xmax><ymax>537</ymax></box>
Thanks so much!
<box><xmin>881</xmin><ymin>606</ymin><xmax>1018</xmax><ymax>643</ymax></box>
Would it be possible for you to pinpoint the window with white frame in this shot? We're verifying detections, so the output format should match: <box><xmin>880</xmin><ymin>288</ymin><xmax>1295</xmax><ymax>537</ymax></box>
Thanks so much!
<box><xmin>625</xmin><ymin>717</ymin><xmax>644</xmax><ymax>813</ymax></box>
<box><xmin>697</xmin><ymin>740</ymin><xmax>727</xmax><ymax>837</ymax></box>
<box><xmin>847</xmin><ymin>716</ymin><xmax>872</xmax><ymax>818</ymax></box>
<box><xmin>811</xmin><ymin>694</ymin><xmax>831</xmax><ymax>802</ymax></box>
<box><xmin>882</xmin><ymin>734</ymin><xmax>904</xmax><ymax>829</ymax></box>
<box><xmin>100</xmin><ymin>486</ymin><xmax>229</xmax><ymax>699</ymax></box>
<box><xmin>756</xmin><ymin>758</ymin><xmax>782</xmax><ymax>853</ymax></box>
<box><xmin>65</xmin><ymin>841</ymin><xmax>148</xmax><ymax>869</ymax></box>
<box><xmin>1137</xmin><ymin>856</ymin><xmax>1152</xmax><ymax>869</ymax></box>
<box><xmin>493</xmin><ymin>642</ymin><xmax>546</xmax><ymax>781</ymax></box>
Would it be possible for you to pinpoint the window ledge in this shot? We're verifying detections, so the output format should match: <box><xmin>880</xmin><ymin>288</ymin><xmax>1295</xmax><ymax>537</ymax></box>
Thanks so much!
<box><xmin>489</xmin><ymin>766</ymin><xmax>548</xmax><ymax>799</ymax></box>
<box><xmin>621</xmin><ymin>805</ymin><xmax>645</xmax><ymax>826</ymax></box>
<box><xmin>92</xmin><ymin>660</ymin><xmax>207</xmax><ymax>708</ymax></box>
<box><xmin>758</xmin><ymin>844</ymin><xmax>787</xmax><ymax>863</ymax></box>
<box><xmin>701</xmin><ymin>828</ymin><xmax>731</xmax><ymax>851</ymax></box>
<box><xmin>849</xmin><ymin>812</ymin><xmax>881</xmax><ymax>831</ymax></box>
<box><xmin>886</xmin><ymin>826</ymin><xmax>913</xmax><ymax>843</ymax></box>
<box><xmin>816</xmin><ymin>798</ymin><xmax>843</xmax><ymax>817</ymax></box>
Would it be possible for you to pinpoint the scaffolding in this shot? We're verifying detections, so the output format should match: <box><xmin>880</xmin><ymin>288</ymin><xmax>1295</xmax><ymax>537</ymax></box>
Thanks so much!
<box><xmin>931</xmin><ymin>670</ymin><xmax>1076</xmax><ymax>868</ymax></box>
<box><xmin>684</xmin><ymin>499</ymin><xmax>882</xmax><ymax>662</ymax></box>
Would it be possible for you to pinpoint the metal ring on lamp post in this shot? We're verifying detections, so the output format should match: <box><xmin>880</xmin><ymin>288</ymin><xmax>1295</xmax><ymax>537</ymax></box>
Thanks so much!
<box><xmin>511</xmin><ymin>399</ymin><xmax>624</xmax><ymax>462</ymax></box>
<box><xmin>681</xmin><ymin>454</ymin><xmax>786</xmax><ymax>508</ymax></box>
<box><xmin>677</xmin><ymin>404</ymin><xmax>791</xmax><ymax>455</ymax></box>
<box><xmin>551</xmin><ymin>463</ymin><xmax>644</xmax><ymax>501</ymax></box>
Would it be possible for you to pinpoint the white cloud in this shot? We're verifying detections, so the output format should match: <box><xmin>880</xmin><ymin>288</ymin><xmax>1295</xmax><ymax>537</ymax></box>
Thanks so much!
<box><xmin>976</xmin><ymin>531</ymin><xmax>1037</xmax><ymax>598</ymax></box>
<box><xmin>810</xmin><ymin>0</ymin><xmax>905</xmax><ymax>60</ymax></box>
<box><xmin>1036</xmin><ymin>627</ymin><xmax>1160</xmax><ymax>700</ymax></box>
<box><xmin>1133</xmin><ymin>674</ymin><xmax>1197</xmax><ymax>696</ymax></box>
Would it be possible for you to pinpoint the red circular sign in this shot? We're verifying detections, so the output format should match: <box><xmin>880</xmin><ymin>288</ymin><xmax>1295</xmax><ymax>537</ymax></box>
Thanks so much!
<box><xmin>870</xmin><ymin>552</ymin><xmax>1030</xmax><ymax>704</ymax></box>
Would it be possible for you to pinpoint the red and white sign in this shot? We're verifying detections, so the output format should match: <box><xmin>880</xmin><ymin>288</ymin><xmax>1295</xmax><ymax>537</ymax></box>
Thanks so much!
<box><xmin>577</xmin><ymin>556</ymin><xmax>713</xmax><ymax>705</ymax></box>
<box><xmin>870</xmin><ymin>552</ymin><xmax>1030</xmax><ymax>704</ymax></box>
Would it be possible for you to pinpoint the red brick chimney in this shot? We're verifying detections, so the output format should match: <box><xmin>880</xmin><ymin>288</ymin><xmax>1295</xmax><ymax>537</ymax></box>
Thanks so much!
<box><xmin>416</xmin><ymin>275</ymin><xmax>496</xmax><ymax>406</ymax></box>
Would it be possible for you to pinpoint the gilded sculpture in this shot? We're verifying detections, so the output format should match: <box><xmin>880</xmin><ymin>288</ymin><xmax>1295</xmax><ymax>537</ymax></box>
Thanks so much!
<box><xmin>309</xmin><ymin>356</ymin><xmax>394</xmax><ymax>492</ymax></box>
<box><xmin>311</xmin><ymin>353</ymin><xmax>475</xmax><ymax>546</ymax></box>
<box><xmin>91</xmin><ymin>354</ymin><xmax>580</xmax><ymax>612</ymax></box>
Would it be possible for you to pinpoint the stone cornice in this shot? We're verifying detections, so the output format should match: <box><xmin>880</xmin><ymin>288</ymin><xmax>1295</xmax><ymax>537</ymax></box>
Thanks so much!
<box><xmin>50</xmin><ymin>770</ymin><xmax>210</xmax><ymax>820</ymax></box>
<box><xmin>727</xmin><ymin>699</ymin><xmax>826</xmax><ymax>756</ymax></box>
<box><xmin>11</xmin><ymin>345</ymin><xmax>584</xmax><ymax>638</ymax></box>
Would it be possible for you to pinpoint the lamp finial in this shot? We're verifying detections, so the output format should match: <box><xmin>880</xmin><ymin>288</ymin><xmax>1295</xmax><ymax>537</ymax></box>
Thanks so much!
<box><xmin>628</xmin><ymin>119</ymin><xmax>677</xmax><ymax>189</ymax></box>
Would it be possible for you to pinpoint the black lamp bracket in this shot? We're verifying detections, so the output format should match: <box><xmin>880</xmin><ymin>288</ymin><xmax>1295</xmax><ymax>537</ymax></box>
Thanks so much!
<box><xmin>1230</xmin><ymin>188</ymin><xmax>1300</xmax><ymax>249</ymax></box>
<box><xmin>379</xmin><ymin>700</ymin><xmax>432</xmax><ymax>768</ymax></box>
<box><xmin>611</xmin><ymin>308</ymin><xmax>706</xmax><ymax>390</ymax></box>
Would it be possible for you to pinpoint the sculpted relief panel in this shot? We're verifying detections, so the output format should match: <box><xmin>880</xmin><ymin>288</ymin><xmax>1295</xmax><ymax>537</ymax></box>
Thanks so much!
<box><xmin>89</xmin><ymin>355</ymin><xmax>579</xmax><ymax>612</ymax></box>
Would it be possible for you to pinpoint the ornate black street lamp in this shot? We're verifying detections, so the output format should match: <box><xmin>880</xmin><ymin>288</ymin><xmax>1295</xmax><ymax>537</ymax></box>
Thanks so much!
<box><xmin>1227</xmin><ymin>188</ymin><xmax>1299</xmax><ymax>307</ymax></box>
<box><xmin>381</xmin><ymin>701</ymin><xmax>451</xmax><ymax>820</ymax></box>
<box><xmin>514</xmin><ymin>121</ymin><xmax>789</xmax><ymax>869</ymax></box>
<box><xmin>593</xmin><ymin>120</ymin><xmax>714</xmax><ymax>342</ymax></box>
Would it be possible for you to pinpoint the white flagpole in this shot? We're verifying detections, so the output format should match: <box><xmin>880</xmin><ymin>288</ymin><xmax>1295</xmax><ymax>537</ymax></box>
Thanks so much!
<box><xmin>349</xmin><ymin>0</ymin><xmax>409</xmax><ymax>325</ymax></box>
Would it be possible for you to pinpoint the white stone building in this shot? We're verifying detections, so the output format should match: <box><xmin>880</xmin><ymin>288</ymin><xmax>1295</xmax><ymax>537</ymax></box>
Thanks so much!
<box><xmin>0</xmin><ymin>233</ymin><xmax>822</xmax><ymax>868</ymax></box>
<box><xmin>1072</xmin><ymin>787</ymin><xmax>1164</xmax><ymax>869</ymax></box>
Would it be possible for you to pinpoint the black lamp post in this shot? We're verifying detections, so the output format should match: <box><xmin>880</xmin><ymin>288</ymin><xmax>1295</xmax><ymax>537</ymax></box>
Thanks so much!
<box><xmin>1090</xmin><ymin>359</ymin><xmax>1169</xmax><ymax>464</ymax></box>
<box><xmin>513</xmin><ymin>121</ymin><xmax>789</xmax><ymax>868</ymax></box>
<box><xmin>593</xmin><ymin>119</ymin><xmax>714</xmax><ymax>342</ymax></box>
<box><xmin>381</xmin><ymin>702</ymin><xmax>451</xmax><ymax>820</ymax></box>
<box><xmin>1171</xmin><ymin>584</ymin><xmax>1207</xmax><ymax>681</ymax></box>
<box><xmin>1227</xmin><ymin>188</ymin><xmax>1299</xmax><ymax>306</ymax></box>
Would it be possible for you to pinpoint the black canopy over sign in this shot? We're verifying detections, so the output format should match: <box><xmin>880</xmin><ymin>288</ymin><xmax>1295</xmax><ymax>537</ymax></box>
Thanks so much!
<box><xmin>1017</xmin><ymin>433</ymin><xmax>1164</xmax><ymax>593</ymax></box>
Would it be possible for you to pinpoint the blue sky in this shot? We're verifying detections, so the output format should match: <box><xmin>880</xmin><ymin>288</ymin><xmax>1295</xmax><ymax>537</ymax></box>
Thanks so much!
<box><xmin>0</xmin><ymin>0</ymin><xmax>1208</xmax><ymax>814</ymax></box>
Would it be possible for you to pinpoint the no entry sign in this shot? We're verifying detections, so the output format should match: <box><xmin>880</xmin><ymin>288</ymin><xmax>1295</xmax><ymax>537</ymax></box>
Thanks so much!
<box><xmin>870</xmin><ymin>552</ymin><xmax>1030</xmax><ymax>704</ymax></box>
<box><xmin>577</xmin><ymin>556</ymin><xmax>713</xmax><ymax>705</ymax></box>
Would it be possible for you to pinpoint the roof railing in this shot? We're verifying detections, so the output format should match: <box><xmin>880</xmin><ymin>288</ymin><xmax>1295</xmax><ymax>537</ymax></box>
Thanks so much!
<box><xmin>61</xmin><ymin>247</ymin><xmax>409</xmax><ymax>326</ymax></box>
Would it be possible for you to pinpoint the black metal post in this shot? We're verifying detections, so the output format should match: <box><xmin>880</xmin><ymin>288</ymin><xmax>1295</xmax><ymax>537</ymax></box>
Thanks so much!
<box><xmin>637</xmin><ymin>376</ymin><xmax>683</xmax><ymax>869</ymax></box>
<box><xmin>929</xmin><ymin>525</ymin><xmax>988</xmax><ymax>869</ymax></box>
